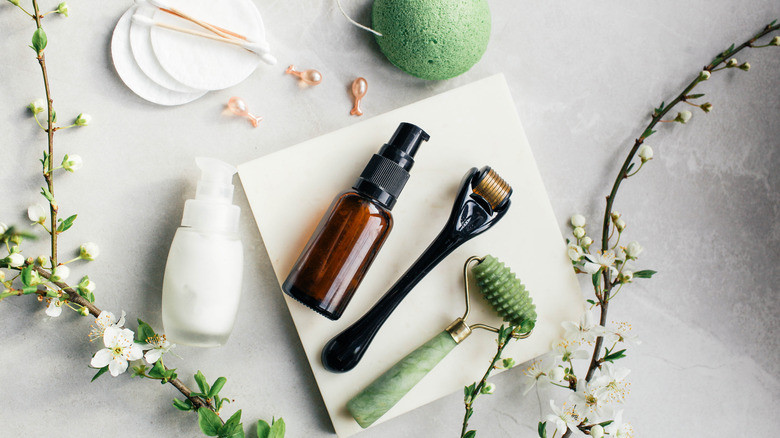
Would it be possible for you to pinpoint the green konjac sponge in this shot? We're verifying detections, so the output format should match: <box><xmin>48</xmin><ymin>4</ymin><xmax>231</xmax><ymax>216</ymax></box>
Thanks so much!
<box><xmin>372</xmin><ymin>0</ymin><xmax>491</xmax><ymax>80</ymax></box>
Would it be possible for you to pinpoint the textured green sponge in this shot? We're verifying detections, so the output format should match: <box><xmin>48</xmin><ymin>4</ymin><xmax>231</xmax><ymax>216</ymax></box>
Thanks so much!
<box><xmin>372</xmin><ymin>0</ymin><xmax>491</xmax><ymax>80</ymax></box>
<box><xmin>472</xmin><ymin>255</ymin><xmax>537</xmax><ymax>333</ymax></box>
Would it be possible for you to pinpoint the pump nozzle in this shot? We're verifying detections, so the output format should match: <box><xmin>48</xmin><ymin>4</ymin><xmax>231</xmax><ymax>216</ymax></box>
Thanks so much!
<box><xmin>182</xmin><ymin>158</ymin><xmax>241</xmax><ymax>234</ymax></box>
<box><xmin>195</xmin><ymin>157</ymin><xmax>237</xmax><ymax>203</ymax></box>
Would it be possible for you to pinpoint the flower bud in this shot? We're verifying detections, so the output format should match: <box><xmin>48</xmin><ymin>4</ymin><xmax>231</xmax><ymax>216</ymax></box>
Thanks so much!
<box><xmin>771</xmin><ymin>36</ymin><xmax>780</xmax><ymax>46</ymax></box>
<box><xmin>8</xmin><ymin>253</ymin><xmax>24</xmax><ymax>268</ymax></box>
<box><xmin>625</xmin><ymin>241</ymin><xmax>644</xmax><ymax>259</ymax></box>
<box><xmin>27</xmin><ymin>204</ymin><xmax>47</xmax><ymax>223</ymax></box>
<box><xmin>615</xmin><ymin>218</ymin><xmax>626</xmax><ymax>232</ymax></box>
<box><xmin>619</xmin><ymin>270</ymin><xmax>633</xmax><ymax>283</ymax></box>
<box><xmin>502</xmin><ymin>358</ymin><xmax>515</xmax><ymax>369</ymax></box>
<box><xmin>36</xmin><ymin>255</ymin><xmax>49</xmax><ymax>266</ymax></box>
<box><xmin>638</xmin><ymin>145</ymin><xmax>653</xmax><ymax>162</ymax></box>
<box><xmin>62</xmin><ymin>154</ymin><xmax>83</xmax><ymax>172</ymax></box>
<box><xmin>581</xmin><ymin>236</ymin><xmax>593</xmax><ymax>248</ymax></box>
<box><xmin>549</xmin><ymin>366</ymin><xmax>565</xmax><ymax>382</ymax></box>
<box><xmin>590</xmin><ymin>425</ymin><xmax>604</xmax><ymax>438</ymax></box>
<box><xmin>570</xmin><ymin>214</ymin><xmax>586</xmax><ymax>228</ymax></box>
<box><xmin>79</xmin><ymin>306</ymin><xmax>90</xmax><ymax>316</ymax></box>
<box><xmin>567</xmin><ymin>244</ymin><xmax>584</xmax><ymax>262</ymax></box>
<box><xmin>56</xmin><ymin>2</ymin><xmax>68</xmax><ymax>16</ymax></box>
<box><xmin>74</xmin><ymin>113</ymin><xmax>90</xmax><ymax>126</ymax></box>
<box><xmin>8</xmin><ymin>0</ymin><xmax>21</xmax><ymax>6</ymax></box>
<box><xmin>10</xmin><ymin>235</ymin><xmax>22</xmax><ymax>245</ymax></box>
<box><xmin>698</xmin><ymin>70</ymin><xmax>710</xmax><ymax>81</ymax></box>
<box><xmin>700</xmin><ymin>102</ymin><xmax>713</xmax><ymax>113</ymax></box>
<box><xmin>573</xmin><ymin>227</ymin><xmax>586</xmax><ymax>239</ymax></box>
<box><xmin>28</xmin><ymin>98</ymin><xmax>46</xmax><ymax>115</ymax></box>
<box><xmin>52</xmin><ymin>265</ymin><xmax>71</xmax><ymax>282</ymax></box>
<box><xmin>726</xmin><ymin>58</ymin><xmax>738</xmax><ymax>68</ymax></box>
<box><xmin>738</xmin><ymin>62</ymin><xmax>750</xmax><ymax>71</ymax></box>
<box><xmin>674</xmin><ymin>110</ymin><xmax>692</xmax><ymax>124</ymax></box>
<box><xmin>480</xmin><ymin>382</ymin><xmax>495</xmax><ymax>394</ymax></box>
<box><xmin>79</xmin><ymin>242</ymin><xmax>100</xmax><ymax>261</ymax></box>
<box><xmin>610</xmin><ymin>211</ymin><xmax>621</xmax><ymax>222</ymax></box>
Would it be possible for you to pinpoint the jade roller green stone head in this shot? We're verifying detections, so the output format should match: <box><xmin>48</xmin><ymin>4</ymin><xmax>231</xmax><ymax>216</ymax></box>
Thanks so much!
<box><xmin>347</xmin><ymin>255</ymin><xmax>537</xmax><ymax>429</ymax></box>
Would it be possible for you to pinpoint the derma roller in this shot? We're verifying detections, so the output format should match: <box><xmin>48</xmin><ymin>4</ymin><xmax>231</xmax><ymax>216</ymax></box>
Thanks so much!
<box><xmin>348</xmin><ymin>255</ymin><xmax>537</xmax><ymax>428</ymax></box>
<box><xmin>322</xmin><ymin>166</ymin><xmax>513</xmax><ymax>373</ymax></box>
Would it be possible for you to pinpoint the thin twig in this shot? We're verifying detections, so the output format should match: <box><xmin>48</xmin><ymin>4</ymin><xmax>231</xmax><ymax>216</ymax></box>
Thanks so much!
<box><xmin>585</xmin><ymin>21</ymin><xmax>780</xmax><ymax>383</ymax></box>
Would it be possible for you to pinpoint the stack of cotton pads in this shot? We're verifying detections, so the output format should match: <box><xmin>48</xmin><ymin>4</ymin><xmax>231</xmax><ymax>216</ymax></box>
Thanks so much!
<box><xmin>111</xmin><ymin>0</ymin><xmax>274</xmax><ymax>105</ymax></box>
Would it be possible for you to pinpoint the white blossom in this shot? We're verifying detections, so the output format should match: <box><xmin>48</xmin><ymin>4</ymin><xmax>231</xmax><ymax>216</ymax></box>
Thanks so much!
<box><xmin>27</xmin><ymin>204</ymin><xmax>47</xmax><ymax>223</ymax></box>
<box><xmin>89</xmin><ymin>310</ymin><xmax>126</xmax><ymax>341</ymax></box>
<box><xmin>638</xmin><ymin>145</ymin><xmax>653</xmax><ymax>162</ymax></box>
<box><xmin>45</xmin><ymin>298</ymin><xmax>63</xmax><ymax>317</ymax></box>
<box><xmin>605</xmin><ymin>410</ymin><xmax>634</xmax><ymax>438</ymax></box>
<box><xmin>90</xmin><ymin>326</ymin><xmax>143</xmax><ymax>376</ymax></box>
<box><xmin>521</xmin><ymin>355</ymin><xmax>555</xmax><ymax>395</ymax></box>
<box><xmin>562</xmin><ymin>310</ymin><xmax>606</xmax><ymax>343</ymax></box>
<box><xmin>143</xmin><ymin>334</ymin><xmax>175</xmax><ymax>364</ymax></box>
<box><xmin>674</xmin><ymin>110</ymin><xmax>692</xmax><ymax>124</ymax></box>
<box><xmin>56</xmin><ymin>2</ymin><xmax>68</xmax><ymax>16</ymax></box>
<box><xmin>545</xmin><ymin>400</ymin><xmax>581</xmax><ymax>435</ymax></box>
<box><xmin>79</xmin><ymin>242</ymin><xmax>100</xmax><ymax>260</ymax></box>
<box><xmin>549</xmin><ymin>366</ymin><xmax>565</xmax><ymax>382</ymax></box>
<box><xmin>603</xmin><ymin>321</ymin><xmax>641</xmax><ymax>346</ymax></box>
<box><xmin>592</xmin><ymin>362</ymin><xmax>631</xmax><ymax>403</ymax></box>
<box><xmin>624</xmin><ymin>241</ymin><xmax>643</xmax><ymax>259</ymax></box>
<box><xmin>552</xmin><ymin>338</ymin><xmax>589</xmax><ymax>362</ymax></box>
<box><xmin>570</xmin><ymin>380</ymin><xmax>611</xmax><ymax>422</ymax></box>
<box><xmin>28</xmin><ymin>98</ymin><xmax>46</xmax><ymax>115</ymax></box>
<box><xmin>51</xmin><ymin>265</ymin><xmax>70</xmax><ymax>281</ymax></box>
<box><xmin>581</xmin><ymin>250</ymin><xmax>616</xmax><ymax>275</ymax></box>
<box><xmin>567</xmin><ymin>244</ymin><xmax>584</xmax><ymax>262</ymax></box>
<box><xmin>7</xmin><ymin>253</ymin><xmax>25</xmax><ymax>268</ymax></box>
<box><xmin>62</xmin><ymin>154</ymin><xmax>83</xmax><ymax>172</ymax></box>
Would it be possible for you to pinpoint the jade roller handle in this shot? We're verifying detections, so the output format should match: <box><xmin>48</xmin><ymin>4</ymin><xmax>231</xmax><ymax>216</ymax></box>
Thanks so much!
<box><xmin>347</xmin><ymin>330</ymin><xmax>457</xmax><ymax>429</ymax></box>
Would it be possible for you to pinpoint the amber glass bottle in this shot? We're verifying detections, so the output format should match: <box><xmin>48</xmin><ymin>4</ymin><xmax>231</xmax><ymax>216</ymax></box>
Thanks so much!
<box><xmin>283</xmin><ymin>123</ymin><xmax>429</xmax><ymax>320</ymax></box>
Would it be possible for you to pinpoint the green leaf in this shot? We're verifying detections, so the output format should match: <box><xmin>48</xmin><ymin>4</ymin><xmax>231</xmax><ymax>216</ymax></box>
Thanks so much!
<box><xmin>21</xmin><ymin>265</ymin><xmax>33</xmax><ymax>286</ymax></box>
<box><xmin>172</xmin><ymin>398</ymin><xmax>194</xmax><ymax>411</ymax></box>
<box><xmin>40</xmin><ymin>187</ymin><xmax>55</xmax><ymax>203</ymax></box>
<box><xmin>86</xmin><ymin>292</ymin><xmax>96</xmax><ymax>302</ymax></box>
<box><xmin>22</xmin><ymin>286</ymin><xmax>38</xmax><ymax>295</ymax></box>
<box><xmin>687</xmin><ymin>93</ymin><xmax>705</xmax><ymax>99</ymax></box>
<box><xmin>464</xmin><ymin>431</ymin><xmax>477</xmax><ymax>438</ymax></box>
<box><xmin>148</xmin><ymin>361</ymin><xmax>166</xmax><ymax>379</ymax></box>
<box><xmin>598</xmin><ymin>420</ymin><xmax>614</xmax><ymax>427</ymax></box>
<box><xmin>641</xmin><ymin>127</ymin><xmax>656</xmax><ymax>139</ymax></box>
<box><xmin>591</xmin><ymin>272</ymin><xmax>601</xmax><ymax>287</ymax></box>
<box><xmin>91</xmin><ymin>365</ymin><xmax>109</xmax><ymax>382</ymax></box>
<box><xmin>586</xmin><ymin>299</ymin><xmax>596</xmax><ymax>305</ymax></box>
<box><xmin>538</xmin><ymin>422</ymin><xmax>548</xmax><ymax>438</ymax></box>
<box><xmin>603</xmin><ymin>348</ymin><xmax>627</xmax><ymax>363</ymax></box>
<box><xmin>633</xmin><ymin>269</ymin><xmax>657</xmax><ymax>278</ymax></box>
<box><xmin>208</xmin><ymin>377</ymin><xmax>227</xmax><ymax>398</ymax></box>
<box><xmin>56</xmin><ymin>214</ymin><xmax>77</xmax><ymax>232</ymax></box>
<box><xmin>32</xmin><ymin>27</ymin><xmax>47</xmax><ymax>54</ymax></box>
<box><xmin>256</xmin><ymin>421</ymin><xmax>271</xmax><ymax>438</ymax></box>
<box><xmin>198</xmin><ymin>408</ymin><xmax>222</xmax><ymax>437</ymax></box>
<box><xmin>220</xmin><ymin>410</ymin><xmax>243</xmax><ymax>437</ymax></box>
<box><xmin>195</xmin><ymin>370</ymin><xmax>210</xmax><ymax>394</ymax></box>
<box><xmin>135</xmin><ymin>319</ymin><xmax>156</xmax><ymax>343</ymax></box>
<box><xmin>269</xmin><ymin>418</ymin><xmax>285</xmax><ymax>438</ymax></box>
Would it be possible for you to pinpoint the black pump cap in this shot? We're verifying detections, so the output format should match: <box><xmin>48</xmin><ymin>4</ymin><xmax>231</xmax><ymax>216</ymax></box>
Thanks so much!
<box><xmin>353</xmin><ymin>122</ymin><xmax>429</xmax><ymax>210</ymax></box>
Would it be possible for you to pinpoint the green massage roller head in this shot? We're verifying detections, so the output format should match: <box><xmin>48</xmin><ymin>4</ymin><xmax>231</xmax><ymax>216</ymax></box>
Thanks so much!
<box><xmin>347</xmin><ymin>255</ymin><xmax>537</xmax><ymax>429</ymax></box>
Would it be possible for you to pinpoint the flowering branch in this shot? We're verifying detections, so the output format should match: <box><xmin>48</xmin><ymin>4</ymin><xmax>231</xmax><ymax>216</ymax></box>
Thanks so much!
<box><xmin>2</xmin><ymin>2</ymin><xmax>284</xmax><ymax>437</ymax></box>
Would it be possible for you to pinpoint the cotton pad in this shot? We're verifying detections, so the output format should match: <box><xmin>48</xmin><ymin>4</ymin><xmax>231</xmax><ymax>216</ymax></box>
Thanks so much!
<box><xmin>112</xmin><ymin>7</ymin><xmax>208</xmax><ymax>105</ymax></box>
<box><xmin>129</xmin><ymin>5</ymin><xmax>205</xmax><ymax>94</ymax></box>
<box><xmin>150</xmin><ymin>0</ymin><xmax>267</xmax><ymax>91</ymax></box>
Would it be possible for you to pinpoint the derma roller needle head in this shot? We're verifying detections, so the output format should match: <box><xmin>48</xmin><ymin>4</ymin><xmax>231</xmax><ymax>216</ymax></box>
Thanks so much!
<box><xmin>472</xmin><ymin>166</ymin><xmax>512</xmax><ymax>211</ymax></box>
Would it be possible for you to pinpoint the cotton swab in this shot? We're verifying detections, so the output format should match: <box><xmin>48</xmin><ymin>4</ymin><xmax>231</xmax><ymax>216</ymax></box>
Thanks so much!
<box><xmin>143</xmin><ymin>0</ymin><xmax>246</xmax><ymax>41</ymax></box>
<box><xmin>131</xmin><ymin>14</ymin><xmax>277</xmax><ymax>65</ymax></box>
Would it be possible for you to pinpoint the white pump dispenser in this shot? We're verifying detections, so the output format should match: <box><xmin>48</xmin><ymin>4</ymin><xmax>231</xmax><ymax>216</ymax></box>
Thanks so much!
<box><xmin>161</xmin><ymin>157</ymin><xmax>244</xmax><ymax>347</ymax></box>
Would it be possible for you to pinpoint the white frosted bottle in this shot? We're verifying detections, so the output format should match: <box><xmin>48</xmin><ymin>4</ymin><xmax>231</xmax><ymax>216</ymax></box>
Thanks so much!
<box><xmin>162</xmin><ymin>157</ymin><xmax>244</xmax><ymax>347</ymax></box>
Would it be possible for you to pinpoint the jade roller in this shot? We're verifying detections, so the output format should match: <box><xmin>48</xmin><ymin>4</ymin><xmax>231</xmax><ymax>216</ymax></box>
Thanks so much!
<box><xmin>347</xmin><ymin>255</ymin><xmax>537</xmax><ymax>428</ymax></box>
<box><xmin>322</xmin><ymin>166</ymin><xmax>513</xmax><ymax>372</ymax></box>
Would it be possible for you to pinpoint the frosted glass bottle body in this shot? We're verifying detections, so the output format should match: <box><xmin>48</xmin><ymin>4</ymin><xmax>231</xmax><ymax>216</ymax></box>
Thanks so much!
<box><xmin>162</xmin><ymin>227</ymin><xmax>243</xmax><ymax>347</ymax></box>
